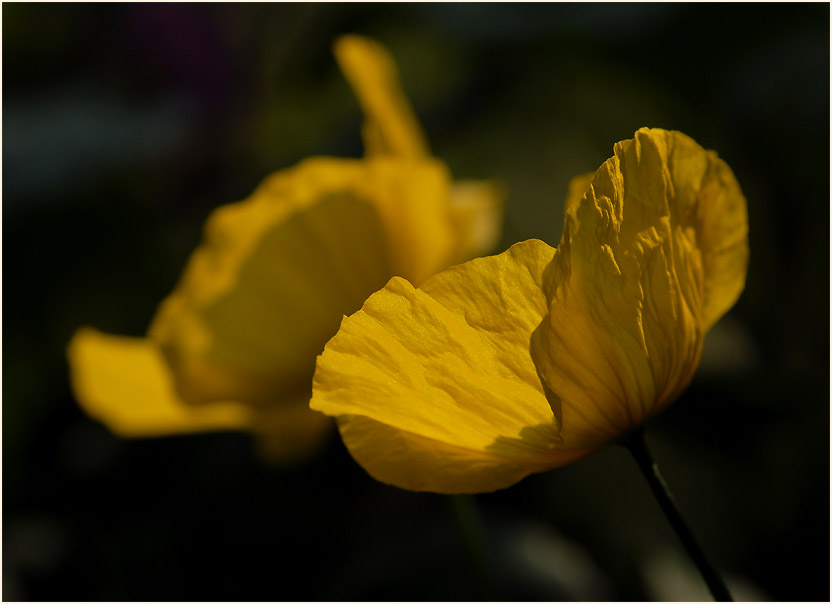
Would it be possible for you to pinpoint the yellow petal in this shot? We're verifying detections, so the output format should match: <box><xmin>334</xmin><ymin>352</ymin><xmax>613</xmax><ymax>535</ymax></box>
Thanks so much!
<box><xmin>149</xmin><ymin>157</ymin><xmax>455</xmax><ymax>406</ymax></box>
<box><xmin>333</xmin><ymin>415</ymin><xmax>588</xmax><ymax>494</ymax></box>
<box><xmin>334</xmin><ymin>35</ymin><xmax>429</xmax><ymax>159</ymax></box>
<box><xmin>312</xmin><ymin>240</ymin><xmax>595</xmax><ymax>493</ymax></box>
<box><xmin>663</xmin><ymin>132</ymin><xmax>749</xmax><ymax>330</ymax></box>
<box><xmin>448</xmin><ymin>179</ymin><xmax>506</xmax><ymax>262</ymax></box>
<box><xmin>67</xmin><ymin>327</ymin><xmax>251</xmax><ymax>437</ymax></box>
<box><xmin>532</xmin><ymin>128</ymin><xmax>748</xmax><ymax>450</ymax></box>
<box><xmin>361</xmin><ymin>158</ymin><xmax>457</xmax><ymax>286</ymax></box>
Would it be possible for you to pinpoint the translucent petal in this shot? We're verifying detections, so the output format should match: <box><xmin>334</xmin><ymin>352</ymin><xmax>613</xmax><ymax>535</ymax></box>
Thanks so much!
<box><xmin>67</xmin><ymin>328</ymin><xmax>251</xmax><ymax>437</ymax></box>
<box><xmin>149</xmin><ymin>157</ymin><xmax>454</xmax><ymax>405</ymax></box>
<box><xmin>312</xmin><ymin>240</ymin><xmax>594</xmax><ymax>493</ymax></box>
<box><xmin>334</xmin><ymin>35</ymin><xmax>429</xmax><ymax>159</ymax></box>
<box><xmin>532</xmin><ymin>128</ymin><xmax>748</xmax><ymax>450</ymax></box>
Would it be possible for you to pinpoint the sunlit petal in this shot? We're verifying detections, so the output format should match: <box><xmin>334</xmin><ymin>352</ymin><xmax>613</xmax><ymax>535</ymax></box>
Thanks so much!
<box><xmin>312</xmin><ymin>240</ymin><xmax>594</xmax><ymax>492</ymax></box>
<box><xmin>532</xmin><ymin>128</ymin><xmax>748</xmax><ymax>450</ymax></box>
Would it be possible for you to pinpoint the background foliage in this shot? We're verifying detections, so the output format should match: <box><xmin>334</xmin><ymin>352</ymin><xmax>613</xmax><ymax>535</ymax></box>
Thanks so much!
<box><xmin>4</xmin><ymin>3</ymin><xmax>829</xmax><ymax>600</ymax></box>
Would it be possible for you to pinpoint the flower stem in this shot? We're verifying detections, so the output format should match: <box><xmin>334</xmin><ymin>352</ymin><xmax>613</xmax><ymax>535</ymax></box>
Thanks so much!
<box><xmin>620</xmin><ymin>428</ymin><xmax>733</xmax><ymax>602</ymax></box>
<box><xmin>449</xmin><ymin>494</ymin><xmax>498</xmax><ymax>599</ymax></box>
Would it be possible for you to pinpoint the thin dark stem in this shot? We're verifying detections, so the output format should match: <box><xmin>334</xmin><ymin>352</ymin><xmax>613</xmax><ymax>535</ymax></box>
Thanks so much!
<box><xmin>449</xmin><ymin>494</ymin><xmax>498</xmax><ymax>600</ymax></box>
<box><xmin>620</xmin><ymin>428</ymin><xmax>733</xmax><ymax>602</ymax></box>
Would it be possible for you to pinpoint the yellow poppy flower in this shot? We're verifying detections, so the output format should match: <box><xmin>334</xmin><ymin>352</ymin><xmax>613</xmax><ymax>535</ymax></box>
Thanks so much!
<box><xmin>311</xmin><ymin>127</ymin><xmax>749</xmax><ymax>491</ymax></box>
<box><xmin>67</xmin><ymin>35</ymin><xmax>504</xmax><ymax>462</ymax></box>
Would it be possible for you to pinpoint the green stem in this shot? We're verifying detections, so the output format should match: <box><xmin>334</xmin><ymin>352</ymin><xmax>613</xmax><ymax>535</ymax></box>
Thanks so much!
<box><xmin>449</xmin><ymin>494</ymin><xmax>497</xmax><ymax>599</ymax></box>
<box><xmin>620</xmin><ymin>428</ymin><xmax>733</xmax><ymax>602</ymax></box>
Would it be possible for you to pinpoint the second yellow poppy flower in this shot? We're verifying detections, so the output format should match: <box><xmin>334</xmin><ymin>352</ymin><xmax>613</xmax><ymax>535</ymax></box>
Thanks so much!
<box><xmin>67</xmin><ymin>35</ymin><xmax>504</xmax><ymax>461</ymax></box>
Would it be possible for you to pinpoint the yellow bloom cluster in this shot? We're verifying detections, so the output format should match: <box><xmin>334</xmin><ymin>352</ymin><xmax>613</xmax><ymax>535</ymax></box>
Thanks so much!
<box><xmin>311</xmin><ymin>127</ymin><xmax>749</xmax><ymax>493</ymax></box>
<box><xmin>67</xmin><ymin>36</ymin><xmax>504</xmax><ymax>461</ymax></box>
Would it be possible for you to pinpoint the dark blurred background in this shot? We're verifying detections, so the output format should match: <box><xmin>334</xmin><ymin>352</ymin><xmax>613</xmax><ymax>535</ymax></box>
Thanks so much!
<box><xmin>3</xmin><ymin>3</ymin><xmax>829</xmax><ymax>601</ymax></box>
